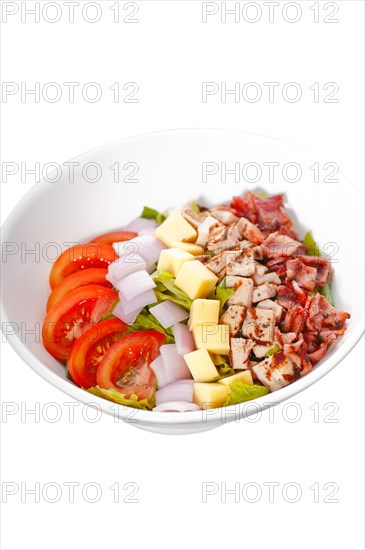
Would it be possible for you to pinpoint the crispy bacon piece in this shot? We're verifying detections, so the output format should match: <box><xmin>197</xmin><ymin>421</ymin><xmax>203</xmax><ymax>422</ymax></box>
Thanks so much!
<box><xmin>277</xmin><ymin>284</ymin><xmax>299</xmax><ymax>310</ymax></box>
<box><xmin>266</xmin><ymin>257</ymin><xmax>287</xmax><ymax>278</ymax></box>
<box><xmin>231</xmin><ymin>192</ymin><xmax>257</xmax><ymax>223</ymax></box>
<box><xmin>254</xmin><ymin>194</ymin><xmax>296</xmax><ymax>236</ymax></box>
<box><xmin>303</xmin><ymin>331</ymin><xmax>320</xmax><ymax>354</ymax></box>
<box><xmin>283</xmin><ymin>304</ymin><xmax>306</xmax><ymax>335</ymax></box>
<box><xmin>308</xmin><ymin>333</ymin><xmax>336</xmax><ymax>363</ymax></box>
<box><xmin>261</xmin><ymin>232</ymin><xmax>307</xmax><ymax>259</ymax></box>
<box><xmin>275</xmin><ymin>328</ymin><xmax>296</xmax><ymax>345</ymax></box>
<box><xmin>306</xmin><ymin>294</ymin><xmax>350</xmax><ymax>333</ymax></box>
<box><xmin>286</xmin><ymin>259</ymin><xmax>317</xmax><ymax>291</ymax></box>
<box><xmin>299</xmin><ymin>255</ymin><xmax>333</xmax><ymax>286</ymax></box>
<box><xmin>291</xmin><ymin>281</ymin><xmax>308</xmax><ymax>306</ymax></box>
<box><xmin>282</xmin><ymin>335</ymin><xmax>312</xmax><ymax>377</ymax></box>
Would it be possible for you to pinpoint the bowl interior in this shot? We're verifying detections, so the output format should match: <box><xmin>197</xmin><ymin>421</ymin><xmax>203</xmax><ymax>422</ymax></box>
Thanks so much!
<box><xmin>2</xmin><ymin>129</ymin><xmax>364</xmax><ymax>425</ymax></box>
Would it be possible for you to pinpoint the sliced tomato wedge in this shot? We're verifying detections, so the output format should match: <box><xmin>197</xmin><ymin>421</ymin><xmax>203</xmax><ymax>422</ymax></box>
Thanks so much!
<box><xmin>42</xmin><ymin>285</ymin><xmax>118</xmax><ymax>362</ymax></box>
<box><xmin>49</xmin><ymin>243</ymin><xmax>117</xmax><ymax>289</ymax></box>
<box><xmin>90</xmin><ymin>230</ymin><xmax>137</xmax><ymax>246</ymax></box>
<box><xmin>67</xmin><ymin>318</ymin><xmax>128</xmax><ymax>389</ymax></box>
<box><xmin>96</xmin><ymin>331</ymin><xmax>166</xmax><ymax>401</ymax></box>
<box><xmin>46</xmin><ymin>268</ymin><xmax>112</xmax><ymax>312</ymax></box>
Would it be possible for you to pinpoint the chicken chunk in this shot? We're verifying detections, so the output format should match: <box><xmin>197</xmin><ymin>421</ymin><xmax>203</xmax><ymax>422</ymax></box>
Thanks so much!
<box><xmin>253</xmin><ymin>271</ymin><xmax>281</xmax><ymax>285</ymax></box>
<box><xmin>236</xmin><ymin>217</ymin><xmax>265</xmax><ymax>244</ymax></box>
<box><xmin>254</xmin><ymin>262</ymin><xmax>268</xmax><ymax>276</ymax></box>
<box><xmin>241</xmin><ymin>307</ymin><xmax>275</xmax><ymax>343</ymax></box>
<box><xmin>226</xmin><ymin>248</ymin><xmax>255</xmax><ymax>277</ymax></box>
<box><xmin>252</xmin><ymin>283</ymin><xmax>277</xmax><ymax>303</ymax></box>
<box><xmin>207</xmin><ymin>223</ymin><xmax>241</xmax><ymax>254</ymax></box>
<box><xmin>210</xmin><ymin>209</ymin><xmax>239</xmax><ymax>225</ymax></box>
<box><xmin>182</xmin><ymin>206</ymin><xmax>209</xmax><ymax>228</ymax></box>
<box><xmin>226</xmin><ymin>277</ymin><xmax>254</xmax><ymax>308</ymax></box>
<box><xmin>252</xmin><ymin>352</ymin><xmax>297</xmax><ymax>391</ymax></box>
<box><xmin>256</xmin><ymin>299</ymin><xmax>283</xmax><ymax>323</ymax></box>
<box><xmin>230</xmin><ymin>338</ymin><xmax>254</xmax><ymax>370</ymax></box>
<box><xmin>196</xmin><ymin>215</ymin><xmax>220</xmax><ymax>246</ymax></box>
<box><xmin>220</xmin><ymin>305</ymin><xmax>246</xmax><ymax>336</ymax></box>
<box><xmin>252</xmin><ymin>343</ymin><xmax>276</xmax><ymax>358</ymax></box>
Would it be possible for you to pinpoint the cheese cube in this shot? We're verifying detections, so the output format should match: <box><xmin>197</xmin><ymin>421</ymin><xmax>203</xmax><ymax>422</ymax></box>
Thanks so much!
<box><xmin>183</xmin><ymin>349</ymin><xmax>219</xmax><ymax>382</ymax></box>
<box><xmin>175</xmin><ymin>260</ymin><xmax>218</xmax><ymax>300</ymax></box>
<box><xmin>157</xmin><ymin>248</ymin><xmax>194</xmax><ymax>277</ymax></box>
<box><xmin>155</xmin><ymin>211</ymin><xmax>197</xmax><ymax>247</ymax></box>
<box><xmin>192</xmin><ymin>323</ymin><xmax>230</xmax><ymax>355</ymax></box>
<box><xmin>189</xmin><ymin>299</ymin><xmax>220</xmax><ymax>329</ymax></box>
<box><xmin>217</xmin><ymin>370</ymin><xmax>253</xmax><ymax>387</ymax></box>
<box><xmin>171</xmin><ymin>241</ymin><xmax>204</xmax><ymax>256</ymax></box>
<box><xmin>193</xmin><ymin>382</ymin><xmax>229</xmax><ymax>409</ymax></box>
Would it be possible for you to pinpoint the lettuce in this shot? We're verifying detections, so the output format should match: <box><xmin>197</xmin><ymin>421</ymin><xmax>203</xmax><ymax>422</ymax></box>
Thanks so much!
<box><xmin>212</xmin><ymin>354</ymin><xmax>235</xmax><ymax>377</ymax></box>
<box><xmin>265</xmin><ymin>344</ymin><xmax>280</xmax><ymax>357</ymax></box>
<box><xmin>225</xmin><ymin>381</ymin><xmax>270</xmax><ymax>406</ymax></box>
<box><xmin>87</xmin><ymin>386</ymin><xmax>154</xmax><ymax>410</ymax></box>
<box><xmin>130</xmin><ymin>310</ymin><xmax>174</xmax><ymax>343</ymax></box>
<box><xmin>141</xmin><ymin>206</ymin><xmax>167</xmax><ymax>225</ymax></box>
<box><xmin>190</xmin><ymin>200</ymin><xmax>200</xmax><ymax>213</ymax></box>
<box><xmin>213</xmin><ymin>278</ymin><xmax>234</xmax><ymax>312</ymax></box>
<box><xmin>317</xmin><ymin>283</ymin><xmax>335</xmax><ymax>306</ymax></box>
<box><xmin>152</xmin><ymin>271</ymin><xmax>192</xmax><ymax>311</ymax></box>
<box><xmin>303</xmin><ymin>230</ymin><xmax>321</xmax><ymax>257</ymax></box>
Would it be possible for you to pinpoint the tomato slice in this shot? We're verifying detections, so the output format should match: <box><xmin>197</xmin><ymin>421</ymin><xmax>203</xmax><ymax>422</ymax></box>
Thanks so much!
<box><xmin>96</xmin><ymin>331</ymin><xmax>166</xmax><ymax>401</ymax></box>
<box><xmin>42</xmin><ymin>285</ymin><xmax>118</xmax><ymax>362</ymax></box>
<box><xmin>67</xmin><ymin>318</ymin><xmax>128</xmax><ymax>389</ymax></box>
<box><xmin>49</xmin><ymin>243</ymin><xmax>117</xmax><ymax>289</ymax></box>
<box><xmin>90</xmin><ymin>231</ymin><xmax>137</xmax><ymax>246</ymax></box>
<box><xmin>46</xmin><ymin>268</ymin><xmax>112</xmax><ymax>312</ymax></box>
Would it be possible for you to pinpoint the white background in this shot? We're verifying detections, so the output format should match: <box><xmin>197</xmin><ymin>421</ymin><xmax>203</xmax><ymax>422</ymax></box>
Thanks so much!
<box><xmin>1</xmin><ymin>1</ymin><xmax>364</xmax><ymax>549</ymax></box>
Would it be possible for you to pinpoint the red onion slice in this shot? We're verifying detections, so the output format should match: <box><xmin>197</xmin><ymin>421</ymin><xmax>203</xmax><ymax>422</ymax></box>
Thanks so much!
<box><xmin>149</xmin><ymin>301</ymin><xmax>189</xmax><ymax>328</ymax></box>
<box><xmin>113</xmin><ymin>236</ymin><xmax>165</xmax><ymax>271</ymax></box>
<box><xmin>153</xmin><ymin>401</ymin><xmax>200</xmax><ymax>412</ymax></box>
<box><xmin>119</xmin><ymin>288</ymin><xmax>156</xmax><ymax>315</ymax></box>
<box><xmin>155</xmin><ymin>379</ymin><xmax>195</xmax><ymax>405</ymax></box>
<box><xmin>106</xmin><ymin>254</ymin><xmax>147</xmax><ymax>286</ymax></box>
<box><xmin>116</xmin><ymin>270</ymin><xmax>156</xmax><ymax>301</ymax></box>
<box><xmin>173</xmin><ymin>323</ymin><xmax>196</xmax><ymax>355</ymax></box>
<box><xmin>113</xmin><ymin>302</ymin><xmax>143</xmax><ymax>325</ymax></box>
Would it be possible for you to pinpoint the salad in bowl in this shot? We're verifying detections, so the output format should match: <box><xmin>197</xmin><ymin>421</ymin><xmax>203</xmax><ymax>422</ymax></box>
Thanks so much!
<box><xmin>42</xmin><ymin>191</ymin><xmax>350</xmax><ymax>412</ymax></box>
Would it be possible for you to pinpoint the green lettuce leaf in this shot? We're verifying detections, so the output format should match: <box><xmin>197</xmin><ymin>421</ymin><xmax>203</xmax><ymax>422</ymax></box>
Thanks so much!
<box><xmin>212</xmin><ymin>354</ymin><xmax>235</xmax><ymax>377</ymax></box>
<box><xmin>265</xmin><ymin>344</ymin><xmax>281</xmax><ymax>357</ymax></box>
<box><xmin>303</xmin><ymin>230</ymin><xmax>321</xmax><ymax>256</ymax></box>
<box><xmin>213</xmin><ymin>278</ymin><xmax>234</xmax><ymax>312</ymax></box>
<box><xmin>317</xmin><ymin>283</ymin><xmax>335</xmax><ymax>306</ymax></box>
<box><xmin>129</xmin><ymin>310</ymin><xmax>174</xmax><ymax>343</ymax></box>
<box><xmin>225</xmin><ymin>381</ymin><xmax>270</xmax><ymax>406</ymax></box>
<box><xmin>152</xmin><ymin>271</ymin><xmax>192</xmax><ymax>311</ymax></box>
<box><xmin>141</xmin><ymin>206</ymin><xmax>167</xmax><ymax>225</ymax></box>
<box><xmin>87</xmin><ymin>386</ymin><xmax>154</xmax><ymax>410</ymax></box>
<box><xmin>190</xmin><ymin>200</ymin><xmax>200</xmax><ymax>213</ymax></box>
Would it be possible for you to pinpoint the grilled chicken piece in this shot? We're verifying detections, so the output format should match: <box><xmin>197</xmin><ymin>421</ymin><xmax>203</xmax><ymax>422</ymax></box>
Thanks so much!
<box><xmin>241</xmin><ymin>307</ymin><xmax>275</xmax><ymax>343</ymax></box>
<box><xmin>182</xmin><ymin>206</ymin><xmax>209</xmax><ymax>228</ymax></box>
<box><xmin>252</xmin><ymin>283</ymin><xmax>277</xmax><ymax>303</ymax></box>
<box><xmin>204</xmin><ymin>250</ymin><xmax>240</xmax><ymax>277</ymax></box>
<box><xmin>256</xmin><ymin>299</ymin><xmax>283</xmax><ymax>323</ymax></box>
<box><xmin>196</xmin><ymin>215</ymin><xmax>220</xmax><ymax>246</ymax></box>
<box><xmin>253</xmin><ymin>271</ymin><xmax>281</xmax><ymax>285</ymax></box>
<box><xmin>220</xmin><ymin>305</ymin><xmax>246</xmax><ymax>336</ymax></box>
<box><xmin>254</xmin><ymin>262</ymin><xmax>268</xmax><ymax>276</ymax></box>
<box><xmin>236</xmin><ymin>217</ymin><xmax>265</xmax><ymax>244</ymax></box>
<box><xmin>252</xmin><ymin>352</ymin><xmax>296</xmax><ymax>391</ymax></box>
<box><xmin>207</xmin><ymin>223</ymin><xmax>241</xmax><ymax>254</ymax></box>
<box><xmin>210</xmin><ymin>209</ymin><xmax>239</xmax><ymax>225</ymax></box>
<box><xmin>261</xmin><ymin>232</ymin><xmax>307</xmax><ymax>259</ymax></box>
<box><xmin>226</xmin><ymin>248</ymin><xmax>255</xmax><ymax>277</ymax></box>
<box><xmin>230</xmin><ymin>338</ymin><xmax>254</xmax><ymax>370</ymax></box>
<box><xmin>239</xmin><ymin>241</ymin><xmax>264</xmax><ymax>260</ymax></box>
<box><xmin>226</xmin><ymin>276</ymin><xmax>254</xmax><ymax>308</ymax></box>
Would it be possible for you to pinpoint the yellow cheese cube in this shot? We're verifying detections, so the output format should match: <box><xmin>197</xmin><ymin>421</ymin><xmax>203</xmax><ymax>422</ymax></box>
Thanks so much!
<box><xmin>157</xmin><ymin>248</ymin><xmax>194</xmax><ymax>277</ymax></box>
<box><xmin>155</xmin><ymin>211</ymin><xmax>197</xmax><ymax>247</ymax></box>
<box><xmin>192</xmin><ymin>323</ymin><xmax>230</xmax><ymax>355</ymax></box>
<box><xmin>218</xmin><ymin>370</ymin><xmax>253</xmax><ymax>387</ymax></box>
<box><xmin>175</xmin><ymin>260</ymin><xmax>218</xmax><ymax>300</ymax></box>
<box><xmin>189</xmin><ymin>299</ymin><xmax>220</xmax><ymax>329</ymax></box>
<box><xmin>183</xmin><ymin>349</ymin><xmax>219</xmax><ymax>382</ymax></box>
<box><xmin>171</xmin><ymin>241</ymin><xmax>204</xmax><ymax>256</ymax></box>
<box><xmin>193</xmin><ymin>383</ymin><xmax>229</xmax><ymax>409</ymax></box>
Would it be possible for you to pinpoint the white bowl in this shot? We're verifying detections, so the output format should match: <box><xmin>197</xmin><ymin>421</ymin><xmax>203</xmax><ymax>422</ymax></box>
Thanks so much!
<box><xmin>2</xmin><ymin>129</ymin><xmax>364</xmax><ymax>434</ymax></box>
